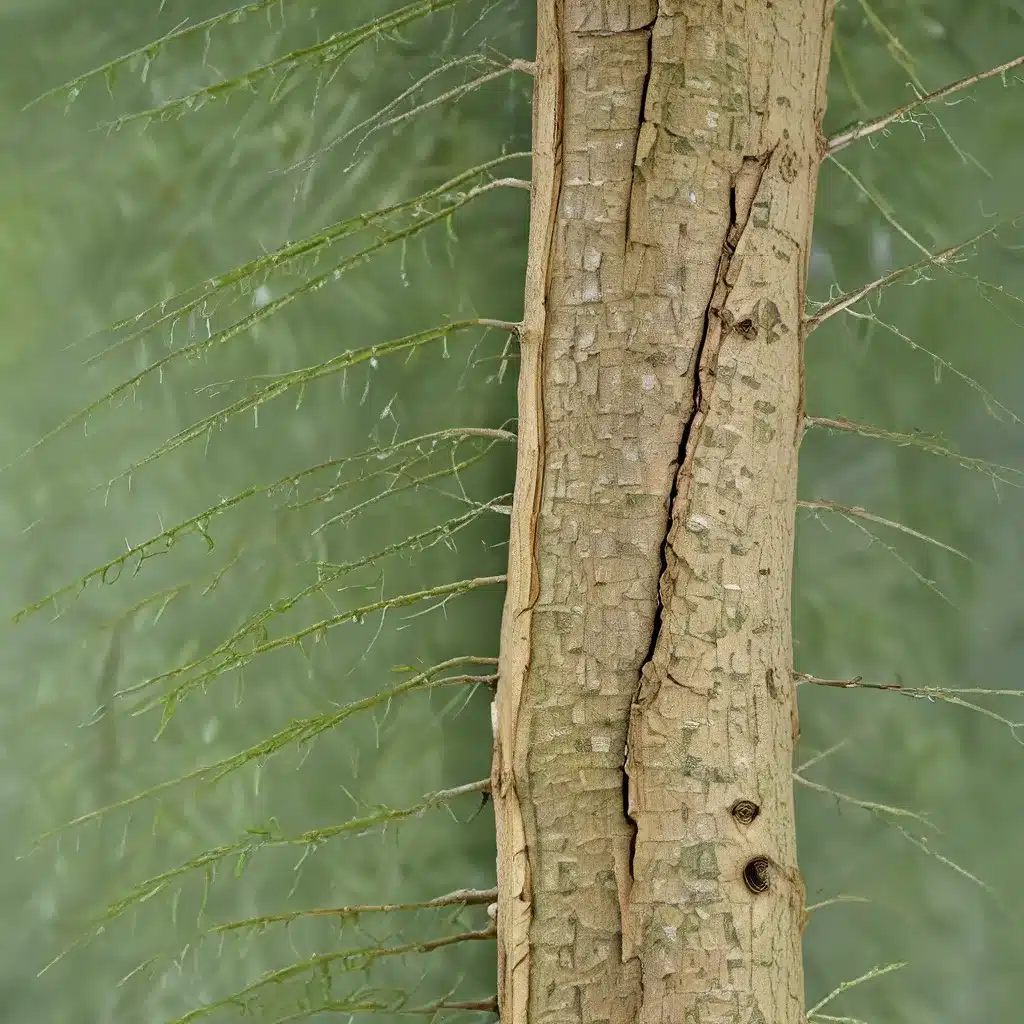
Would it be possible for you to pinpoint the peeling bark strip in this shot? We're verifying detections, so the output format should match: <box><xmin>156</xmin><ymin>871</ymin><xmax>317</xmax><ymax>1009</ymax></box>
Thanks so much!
<box><xmin>494</xmin><ymin>3</ymin><xmax>834</xmax><ymax>1024</ymax></box>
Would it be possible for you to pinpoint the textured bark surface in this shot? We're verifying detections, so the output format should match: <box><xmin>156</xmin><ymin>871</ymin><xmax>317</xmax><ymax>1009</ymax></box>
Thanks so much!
<box><xmin>493</xmin><ymin>3</ymin><xmax>834</xmax><ymax>1023</ymax></box>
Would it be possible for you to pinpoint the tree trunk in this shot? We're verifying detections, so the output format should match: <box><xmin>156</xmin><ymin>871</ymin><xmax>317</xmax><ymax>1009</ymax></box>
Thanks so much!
<box><xmin>493</xmin><ymin>2</ymin><xmax>835</xmax><ymax>1022</ymax></box>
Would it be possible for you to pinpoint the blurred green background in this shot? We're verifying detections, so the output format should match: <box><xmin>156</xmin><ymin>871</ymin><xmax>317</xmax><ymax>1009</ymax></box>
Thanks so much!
<box><xmin>0</xmin><ymin>1</ymin><xmax>1021</xmax><ymax>1022</ymax></box>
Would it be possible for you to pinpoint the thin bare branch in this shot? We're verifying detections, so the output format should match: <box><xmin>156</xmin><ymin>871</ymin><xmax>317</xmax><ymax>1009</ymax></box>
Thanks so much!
<box><xmin>476</xmin><ymin>318</ymin><xmax>522</xmax><ymax>335</ymax></box>
<box><xmin>807</xmin><ymin>961</ymin><xmax>907</xmax><ymax>1017</ymax></box>
<box><xmin>803</xmin><ymin>416</ymin><xmax>1024</xmax><ymax>487</ymax></box>
<box><xmin>826</xmin><ymin>53</ymin><xmax>1024</xmax><ymax>156</ymax></box>
<box><xmin>403</xmin><ymin>997</ymin><xmax>500</xmax><ymax>1015</ymax></box>
<box><xmin>796</xmin><ymin>673</ymin><xmax>1024</xmax><ymax>743</ymax></box>
<box><xmin>796</xmin><ymin>739</ymin><xmax>850</xmax><ymax>774</ymax></box>
<box><xmin>805</xmin><ymin>895</ymin><xmax>871</xmax><ymax>915</ymax></box>
<box><xmin>794</xmin><ymin>774</ymin><xmax>935</xmax><ymax>830</ymax></box>
<box><xmin>804</xmin><ymin>219</ymin><xmax>1014</xmax><ymax>332</ymax></box>
<box><xmin>797</xmin><ymin>672</ymin><xmax>900</xmax><ymax>692</ymax></box>
<box><xmin>796</xmin><ymin>671</ymin><xmax>1024</xmax><ymax>699</ymax></box>
<box><xmin>895</xmin><ymin>826</ymin><xmax>994</xmax><ymax>894</ymax></box>
<box><xmin>213</xmin><ymin>887</ymin><xmax>498</xmax><ymax>933</ymax></box>
<box><xmin>491</xmin><ymin>177</ymin><xmax>532</xmax><ymax>190</ymax></box>
<box><xmin>798</xmin><ymin>499</ymin><xmax>970</xmax><ymax>560</ymax></box>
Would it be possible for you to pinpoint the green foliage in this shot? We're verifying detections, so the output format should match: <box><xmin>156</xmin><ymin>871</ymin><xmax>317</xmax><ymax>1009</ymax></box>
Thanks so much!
<box><xmin>1</xmin><ymin>1</ymin><xmax>1022</xmax><ymax>1023</ymax></box>
<box><xmin>2</xmin><ymin>1</ymin><xmax>531</xmax><ymax>1021</ymax></box>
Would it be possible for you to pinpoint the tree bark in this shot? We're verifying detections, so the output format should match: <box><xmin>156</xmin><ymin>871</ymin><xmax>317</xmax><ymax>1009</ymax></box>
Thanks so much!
<box><xmin>493</xmin><ymin>3</ymin><xmax>834</xmax><ymax>1023</ymax></box>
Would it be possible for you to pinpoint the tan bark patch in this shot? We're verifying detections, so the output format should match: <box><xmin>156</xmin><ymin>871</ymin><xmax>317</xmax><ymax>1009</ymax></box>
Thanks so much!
<box><xmin>495</xmin><ymin>3</ymin><xmax>834</xmax><ymax>1022</ymax></box>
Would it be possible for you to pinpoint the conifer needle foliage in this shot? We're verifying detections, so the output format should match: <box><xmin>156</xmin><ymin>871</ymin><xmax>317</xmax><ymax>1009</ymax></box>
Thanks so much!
<box><xmin>8</xmin><ymin>2</ymin><xmax>532</xmax><ymax>1021</ymax></box>
<box><xmin>5</xmin><ymin>1</ymin><xmax>1024</xmax><ymax>1023</ymax></box>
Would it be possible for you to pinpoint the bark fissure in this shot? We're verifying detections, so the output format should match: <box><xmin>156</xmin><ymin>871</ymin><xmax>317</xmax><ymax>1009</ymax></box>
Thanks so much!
<box><xmin>622</xmin><ymin>25</ymin><xmax>654</xmax><ymax>259</ymax></box>
<box><xmin>621</xmin><ymin>149</ymin><xmax>775</xmax><ymax>1018</ymax></box>
<box><xmin>623</xmin><ymin>148</ymin><xmax>773</xmax><ymax>863</ymax></box>
<box><xmin>637</xmin><ymin>153</ymin><xmax>771</xmax><ymax>684</ymax></box>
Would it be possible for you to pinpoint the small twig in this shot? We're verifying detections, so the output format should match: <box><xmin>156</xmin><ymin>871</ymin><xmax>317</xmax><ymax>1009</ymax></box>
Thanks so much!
<box><xmin>480</xmin><ymin>176</ymin><xmax>532</xmax><ymax>192</ymax></box>
<box><xmin>509</xmin><ymin>58</ymin><xmax>536</xmax><ymax>75</ymax></box>
<box><xmin>805</xmin><ymin>895</ymin><xmax>871</xmax><ymax>915</ymax></box>
<box><xmin>215</xmin><ymin>887</ymin><xmax>499</xmax><ymax>931</ymax></box>
<box><xmin>476</xmin><ymin>318</ymin><xmax>522</xmax><ymax>336</ymax></box>
<box><xmin>807</xmin><ymin>961</ymin><xmax>907</xmax><ymax>1016</ymax></box>
<box><xmin>797</xmin><ymin>671</ymin><xmax>1024</xmax><ymax>703</ymax></box>
<box><xmin>794</xmin><ymin>774</ymin><xmax>934</xmax><ymax>829</ymax></box>
<box><xmin>804</xmin><ymin>221</ymin><xmax>1011</xmax><ymax>333</ymax></box>
<box><xmin>313</xmin><ymin>886</ymin><xmax>498</xmax><ymax>916</ymax></box>
<box><xmin>796</xmin><ymin>671</ymin><xmax>904</xmax><ymax>692</ymax></box>
<box><xmin>798</xmin><ymin>498</ymin><xmax>970</xmax><ymax>560</ymax></box>
<box><xmin>404</xmin><ymin>997</ymin><xmax>499</xmax><ymax>1015</ymax></box>
<box><xmin>802</xmin><ymin>415</ymin><xmax>1024</xmax><ymax>487</ymax></box>
<box><xmin>826</xmin><ymin>54</ymin><xmax>1024</xmax><ymax>157</ymax></box>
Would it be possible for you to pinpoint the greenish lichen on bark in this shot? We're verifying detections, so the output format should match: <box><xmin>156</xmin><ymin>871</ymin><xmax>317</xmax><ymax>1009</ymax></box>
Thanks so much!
<box><xmin>494</xmin><ymin>2</ymin><xmax>835</xmax><ymax>1022</ymax></box>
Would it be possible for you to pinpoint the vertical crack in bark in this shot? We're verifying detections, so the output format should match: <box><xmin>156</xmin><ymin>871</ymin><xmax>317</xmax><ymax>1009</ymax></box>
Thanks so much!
<box><xmin>618</xmin><ymin>16</ymin><xmax>655</xmax><ymax>874</ymax></box>
<box><xmin>621</xmin><ymin>152</ymin><xmax>772</xmax><ymax>975</ymax></box>
<box><xmin>622</xmin><ymin>24</ymin><xmax>654</xmax><ymax>255</ymax></box>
